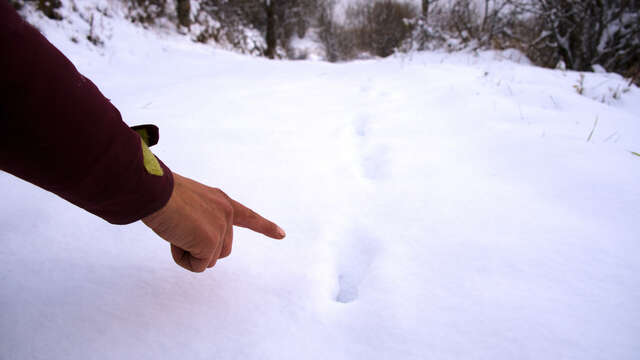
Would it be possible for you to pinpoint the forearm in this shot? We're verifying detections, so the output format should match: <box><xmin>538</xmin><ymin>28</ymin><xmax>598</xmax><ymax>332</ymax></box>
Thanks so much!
<box><xmin>0</xmin><ymin>2</ymin><xmax>173</xmax><ymax>224</ymax></box>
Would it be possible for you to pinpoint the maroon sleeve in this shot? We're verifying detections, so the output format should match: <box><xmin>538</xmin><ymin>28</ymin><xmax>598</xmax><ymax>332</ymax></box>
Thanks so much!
<box><xmin>0</xmin><ymin>2</ymin><xmax>174</xmax><ymax>225</ymax></box>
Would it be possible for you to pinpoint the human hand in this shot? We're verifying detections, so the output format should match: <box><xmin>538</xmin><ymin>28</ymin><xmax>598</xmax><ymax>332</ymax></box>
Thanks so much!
<box><xmin>142</xmin><ymin>173</ymin><xmax>285</xmax><ymax>272</ymax></box>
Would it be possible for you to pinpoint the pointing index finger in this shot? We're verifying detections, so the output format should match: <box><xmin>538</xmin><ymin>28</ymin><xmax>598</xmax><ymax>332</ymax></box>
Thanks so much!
<box><xmin>230</xmin><ymin>198</ymin><xmax>285</xmax><ymax>239</ymax></box>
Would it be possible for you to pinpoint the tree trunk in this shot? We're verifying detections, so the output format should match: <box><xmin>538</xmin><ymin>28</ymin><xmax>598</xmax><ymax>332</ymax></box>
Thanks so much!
<box><xmin>422</xmin><ymin>0</ymin><xmax>430</xmax><ymax>21</ymax></box>
<box><xmin>482</xmin><ymin>0</ymin><xmax>489</xmax><ymax>32</ymax></box>
<box><xmin>265</xmin><ymin>0</ymin><xmax>277</xmax><ymax>59</ymax></box>
<box><xmin>176</xmin><ymin>0</ymin><xmax>191</xmax><ymax>28</ymax></box>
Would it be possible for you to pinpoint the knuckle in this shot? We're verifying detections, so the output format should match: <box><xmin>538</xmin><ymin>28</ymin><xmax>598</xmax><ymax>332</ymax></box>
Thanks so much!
<box><xmin>212</xmin><ymin>187</ymin><xmax>228</xmax><ymax>198</ymax></box>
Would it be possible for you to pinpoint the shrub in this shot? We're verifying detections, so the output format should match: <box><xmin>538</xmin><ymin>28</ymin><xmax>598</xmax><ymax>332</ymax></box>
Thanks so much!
<box><xmin>318</xmin><ymin>0</ymin><xmax>417</xmax><ymax>61</ymax></box>
<box><xmin>126</xmin><ymin>0</ymin><xmax>166</xmax><ymax>25</ymax></box>
<box><xmin>38</xmin><ymin>0</ymin><xmax>63</xmax><ymax>20</ymax></box>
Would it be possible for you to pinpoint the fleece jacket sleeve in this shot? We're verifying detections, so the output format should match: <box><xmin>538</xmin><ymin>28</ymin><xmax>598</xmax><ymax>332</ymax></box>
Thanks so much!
<box><xmin>0</xmin><ymin>2</ymin><xmax>174</xmax><ymax>225</ymax></box>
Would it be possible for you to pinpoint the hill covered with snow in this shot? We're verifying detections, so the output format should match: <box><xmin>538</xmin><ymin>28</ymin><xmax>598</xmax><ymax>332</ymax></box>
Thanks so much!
<box><xmin>2</xmin><ymin>4</ymin><xmax>640</xmax><ymax>359</ymax></box>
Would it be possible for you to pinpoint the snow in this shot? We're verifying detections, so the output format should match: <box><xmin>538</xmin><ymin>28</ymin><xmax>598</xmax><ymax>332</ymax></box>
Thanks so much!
<box><xmin>2</xmin><ymin>5</ymin><xmax>640</xmax><ymax>360</ymax></box>
<box><xmin>288</xmin><ymin>33</ymin><xmax>326</xmax><ymax>60</ymax></box>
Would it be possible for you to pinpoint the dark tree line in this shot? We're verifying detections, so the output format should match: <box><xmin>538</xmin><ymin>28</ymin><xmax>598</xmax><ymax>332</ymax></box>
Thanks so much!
<box><xmin>261</xmin><ymin>0</ymin><xmax>319</xmax><ymax>58</ymax></box>
<box><xmin>187</xmin><ymin>0</ymin><xmax>318</xmax><ymax>58</ymax></box>
<box><xmin>413</xmin><ymin>0</ymin><xmax>640</xmax><ymax>81</ymax></box>
<box><xmin>9</xmin><ymin>0</ymin><xmax>63</xmax><ymax>19</ymax></box>
<box><xmin>530</xmin><ymin>0</ymin><xmax>639</xmax><ymax>78</ymax></box>
<box><xmin>10</xmin><ymin>0</ymin><xmax>640</xmax><ymax>81</ymax></box>
<box><xmin>318</xmin><ymin>0</ymin><xmax>419</xmax><ymax>61</ymax></box>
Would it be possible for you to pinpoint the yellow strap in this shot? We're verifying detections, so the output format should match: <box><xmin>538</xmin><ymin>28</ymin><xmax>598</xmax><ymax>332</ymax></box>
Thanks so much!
<box><xmin>140</xmin><ymin>137</ymin><xmax>164</xmax><ymax>176</ymax></box>
<box><xmin>135</xmin><ymin>127</ymin><xmax>152</xmax><ymax>146</ymax></box>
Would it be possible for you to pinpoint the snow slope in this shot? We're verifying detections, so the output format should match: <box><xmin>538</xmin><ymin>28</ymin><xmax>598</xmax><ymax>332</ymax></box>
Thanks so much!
<box><xmin>2</xmin><ymin>8</ymin><xmax>640</xmax><ymax>360</ymax></box>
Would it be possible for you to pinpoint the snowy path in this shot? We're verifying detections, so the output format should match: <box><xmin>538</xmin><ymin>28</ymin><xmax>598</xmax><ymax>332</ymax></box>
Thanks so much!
<box><xmin>2</xmin><ymin>22</ymin><xmax>640</xmax><ymax>359</ymax></box>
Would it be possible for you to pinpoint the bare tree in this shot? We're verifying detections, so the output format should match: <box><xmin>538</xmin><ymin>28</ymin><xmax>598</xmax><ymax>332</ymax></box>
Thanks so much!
<box><xmin>317</xmin><ymin>0</ymin><xmax>345</xmax><ymax>61</ymax></box>
<box><xmin>447</xmin><ymin>0</ymin><xmax>478</xmax><ymax>41</ymax></box>
<box><xmin>261</xmin><ymin>0</ymin><xmax>320</xmax><ymax>58</ymax></box>
<box><xmin>524</xmin><ymin>0</ymin><xmax>640</xmax><ymax>77</ymax></box>
<box><xmin>422</xmin><ymin>0</ymin><xmax>433</xmax><ymax>21</ymax></box>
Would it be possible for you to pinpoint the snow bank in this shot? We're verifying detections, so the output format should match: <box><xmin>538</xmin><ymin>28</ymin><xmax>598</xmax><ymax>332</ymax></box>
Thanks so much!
<box><xmin>2</xmin><ymin>8</ymin><xmax>640</xmax><ymax>360</ymax></box>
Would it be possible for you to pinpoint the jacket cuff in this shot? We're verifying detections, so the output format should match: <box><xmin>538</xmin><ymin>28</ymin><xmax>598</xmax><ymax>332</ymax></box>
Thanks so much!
<box><xmin>98</xmin><ymin>126</ymin><xmax>174</xmax><ymax>225</ymax></box>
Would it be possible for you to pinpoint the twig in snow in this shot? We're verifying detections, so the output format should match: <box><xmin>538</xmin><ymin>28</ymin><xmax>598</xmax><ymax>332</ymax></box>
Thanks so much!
<box><xmin>587</xmin><ymin>116</ymin><xmax>599</xmax><ymax>142</ymax></box>
<box><xmin>603</xmin><ymin>131</ymin><xmax>618</xmax><ymax>143</ymax></box>
<box><xmin>574</xmin><ymin>74</ymin><xmax>585</xmax><ymax>95</ymax></box>
<box><xmin>506</xmin><ymin>84</ymin><xmax>513</xmax><ymax>96</ymax></box>
<box><xmin>517</xmin><ymin>104</ymin><xmax>524</xmax><ymax>121</ymax></box>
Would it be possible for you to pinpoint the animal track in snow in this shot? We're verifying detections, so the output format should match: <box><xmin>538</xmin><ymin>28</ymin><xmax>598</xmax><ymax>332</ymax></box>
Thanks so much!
<box><xmin>335</xmin><ymin>273</ymin><xmax>359</xmax><ymax>303</ymax></box>
<box><xmin>352</xmin><ymin>113</ymin><xmax>391</xmax><ymax>181</ymax></box>
<box><xmin>334</xmin><ymin>228</ymin><xmax>379</xmax><ymax>304</ymax></box>
<box><xmin>353</xmin><ymin>114</ymin><xmax>369</xmax><ymax>137</ymax></box>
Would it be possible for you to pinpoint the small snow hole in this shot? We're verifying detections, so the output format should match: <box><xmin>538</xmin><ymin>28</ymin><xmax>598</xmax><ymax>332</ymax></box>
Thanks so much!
<box><xmin>335</xmin><ymin>274</ymin><xmax>359</xmax><ymax>304</ymax></box>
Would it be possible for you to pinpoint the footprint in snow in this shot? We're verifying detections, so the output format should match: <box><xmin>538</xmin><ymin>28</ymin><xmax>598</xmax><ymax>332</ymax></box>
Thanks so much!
<box><xmin>335</xmin><ymin>228</ymin><xmax>379</xmax><ymax>304</ymax></box>
<box><xmin>353</xmin><ymin>114</ymin><xmax>391</xmax><ymax>180</ymax></box>
<box><xmin>354</xmin><ymin>114</ymin><xmax>370</xmax><ymax>137</ymax></box>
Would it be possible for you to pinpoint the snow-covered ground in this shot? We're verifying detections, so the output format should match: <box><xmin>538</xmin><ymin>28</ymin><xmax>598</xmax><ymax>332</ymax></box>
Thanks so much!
<box><xmin>2</xmin><ymin>6</ymin><xmax>640</xmax><ymax>360</ymax></box>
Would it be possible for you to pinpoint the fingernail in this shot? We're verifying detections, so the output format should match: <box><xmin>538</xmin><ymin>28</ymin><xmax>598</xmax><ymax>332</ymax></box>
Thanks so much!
<box><xmin>276</xmin><ymin>226</ymin><xmax>286</xmax><ymax>238</ymax></box>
